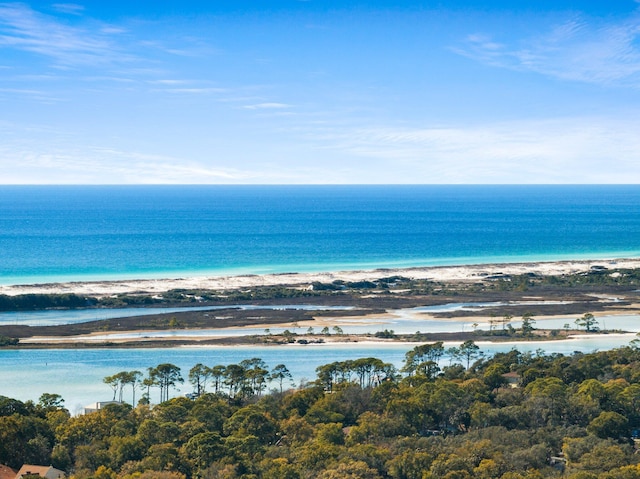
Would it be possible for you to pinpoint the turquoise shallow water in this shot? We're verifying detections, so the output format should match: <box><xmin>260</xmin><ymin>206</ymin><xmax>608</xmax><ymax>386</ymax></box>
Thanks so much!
<box><xmin>1</xmin><ymin>185</ymin><xmax>640</xmax><ymax>284</ymax></box>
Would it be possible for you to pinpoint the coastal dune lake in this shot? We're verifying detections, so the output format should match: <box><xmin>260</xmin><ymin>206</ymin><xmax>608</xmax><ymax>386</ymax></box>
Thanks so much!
<box><xmin>3</xmin><ymin>185</ymin><xmax>640</xmax><ymax>408</ymax></box>
<box><xmin>1</xmin><ymin>337</ymin><xmax>636</xmax><ymax>414</ymax></box>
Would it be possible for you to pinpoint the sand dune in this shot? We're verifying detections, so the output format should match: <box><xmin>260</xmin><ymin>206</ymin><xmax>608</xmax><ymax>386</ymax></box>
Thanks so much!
<box><xmin>0</xmin><ymin>257</ymin><xmax>636</xmax><ymax>297</ymax></box>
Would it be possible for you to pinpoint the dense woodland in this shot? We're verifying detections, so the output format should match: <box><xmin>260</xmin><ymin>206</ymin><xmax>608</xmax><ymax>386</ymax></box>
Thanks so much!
<box><xmin>4</xmin><ymin>342</ymin><xmax>640</xmax><ymax>478</ymax></box>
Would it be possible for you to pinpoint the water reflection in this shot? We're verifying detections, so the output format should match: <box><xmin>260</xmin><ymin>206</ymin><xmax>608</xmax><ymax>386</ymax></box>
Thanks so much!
<box><xmin>19</xmin><ymin>306</ymin><xmax>640</xmax><ymax>342</ymax></box>
<box><xmin>0</xmin><ymin>304</ymin><xmax>355</xmax><ymax>326</ymax></box>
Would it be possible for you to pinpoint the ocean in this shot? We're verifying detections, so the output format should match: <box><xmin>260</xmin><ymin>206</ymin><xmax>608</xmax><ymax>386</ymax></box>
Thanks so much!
<box><xmin>1</xmin><ymin>185</ymin><xmax>640</xmax><ymax>285</ymax></box>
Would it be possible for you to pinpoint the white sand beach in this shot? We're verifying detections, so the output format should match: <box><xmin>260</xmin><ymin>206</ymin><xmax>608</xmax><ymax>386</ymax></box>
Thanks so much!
<box><xmin>0</xmin><ymin>257</ymin><xmax>637</xmax><ymax>297</ymax></box>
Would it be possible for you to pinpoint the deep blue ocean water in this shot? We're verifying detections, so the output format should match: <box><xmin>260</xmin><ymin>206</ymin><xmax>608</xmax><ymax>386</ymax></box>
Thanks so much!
<box><xmin>1</xmin><ymin>185</ymin><xmax>640</xmax><ymax>285</ymax></box>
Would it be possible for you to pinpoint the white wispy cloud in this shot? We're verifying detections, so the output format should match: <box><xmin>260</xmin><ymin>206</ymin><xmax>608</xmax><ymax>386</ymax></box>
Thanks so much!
<box><xmin>89</xmin><ymin>148</ymin><xmax>247</xmax><ymax>183</ymax></box>
<box><xmin>138</xmin><ymin>37</ymin><xmax>219</xmax><ymax>58</ymax></box>
<box><xmin>242</xmin><ymin>102</ymin><xmax>292</xmax><ymax>110</ymax></box>
<box><xmin>454</xmin><ymin>11</ymin><xmax>640</xmax><ymax>87</ymax></box>
<box><xmin>0</xmin><ymin>2</ymin><xmax>130</xmax><ymax>66</ymax></box>
<box><xmin>51</xmin><ymin>3</ymin><xmax>84</xmax><ymax>15</ymax></box>
<box><xmin>157</xmin><ymin>87</ymin><xmax>228</xmax><ymax>94</ymax></box>
<box><xmin>3</xmin><ymin>114</ymin><xmax>639</xmax><ymax>184</ymax></box>
<box><xmin>148</xmin><ymin>79</ymin><xmax>191</xmax><ymax>85</ymax></box>
<box><xmin>310</xmin><ymin>116</ymin><xmax>640</xmax><ymax>183</ymax></box>
<box><xmin>0</xmin><ymin>86</ymin><xmax>64</xmax><ymax>103</ymax></box>
<box><xmin>0</xmin><ymin>87</ymin><xmax>45</xmax><ymax>95</ymax></box>
<box><xmin>100</xmin><ymin>26</ymin><xmax>127</xmax><ymax>35</ymax></box>
<box><xmin>0</xmin><ymin>143</ymin><xmax>254</xmax><ymax>184</ymax></box>
<box><xmin>145</xmin><ymin>79</ymin><xmax>231</xmax><ymax>95</ymax></box>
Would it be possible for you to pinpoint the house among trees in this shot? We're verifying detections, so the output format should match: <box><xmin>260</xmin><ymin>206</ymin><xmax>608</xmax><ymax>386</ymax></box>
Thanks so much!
<box><xmin>83</xmin><ymin>400</ymin><xmax>120</xmax><ymax>414</ymax></box>
<box><xmin>501</xmin><ymin>371</ymin><xmax>521</xmax><ymax>388</ymax></box>
<box><xmin>14</xmin><ymin>465</ymin><xmax>65</xmax><ymax>479</ymax></box>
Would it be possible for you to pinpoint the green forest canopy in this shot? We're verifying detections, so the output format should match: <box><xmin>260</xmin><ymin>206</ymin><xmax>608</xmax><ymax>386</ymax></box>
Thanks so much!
<box><xmin>4</xmin><ymin>343</ymin><xmax>640</xmax><ymax>478</ymax></box>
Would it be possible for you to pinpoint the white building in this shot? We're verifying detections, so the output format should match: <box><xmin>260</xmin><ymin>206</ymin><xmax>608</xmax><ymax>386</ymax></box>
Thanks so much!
<box><xmin>83</xmin><ymin>400</ymin><xmax>121</xmax><ymax>414</ymax></box>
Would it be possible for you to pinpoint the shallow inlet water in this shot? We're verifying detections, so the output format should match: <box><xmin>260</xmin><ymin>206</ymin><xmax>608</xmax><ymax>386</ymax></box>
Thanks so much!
<box><xmin>20</xmin><ymin>300</ymin><xmax>640</xmax><ymax>342</ymax></box>
<box><xmin>28</xmin><ymin>313</ymin><xmax>640</xmax><ymax>342</ymax></box>
<box><xmin>0</xmin><ymin>304</ymin><xmax>355</xmax><ymax>327</ymax></box>
<box><xmin>6</xmin><ymin>299</ymin><xmax>640</xmax><ymax>411</ymax></box>
<box><xmin>1</xmin><ymin>335</ymin><xmax>637</xmax><ymax>414</ymax></box>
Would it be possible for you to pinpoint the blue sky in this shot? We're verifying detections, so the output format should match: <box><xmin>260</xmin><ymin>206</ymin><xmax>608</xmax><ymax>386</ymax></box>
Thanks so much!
<box><xmin>1</xmin><ymin>1</ymin><xmax>640</xmax><ymax>184</ymax></box>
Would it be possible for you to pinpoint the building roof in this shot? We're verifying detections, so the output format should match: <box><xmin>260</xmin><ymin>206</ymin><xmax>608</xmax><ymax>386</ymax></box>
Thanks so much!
<box><xmin>15</xmin><ymin>465</ymin><xmax>65</xmax><ymax>479</ymax></box>
<box><xmin>0</xmin><ymin>464</ymin><xmax>16</xmax><ymax>479</ymax></box>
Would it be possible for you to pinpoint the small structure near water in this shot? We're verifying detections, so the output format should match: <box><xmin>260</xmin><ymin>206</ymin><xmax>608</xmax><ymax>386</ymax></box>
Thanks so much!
<box><xmin>83</xmin><ymin>400</ymin><xmax>120</xmax><ymax>414</ymax></box>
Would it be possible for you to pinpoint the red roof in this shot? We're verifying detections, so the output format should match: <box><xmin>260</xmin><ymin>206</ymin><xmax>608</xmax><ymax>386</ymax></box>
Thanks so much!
<box><xmin>0</xmin><ymin>464</ymin><xmax>16</xmax><ymax>479</ymax></box>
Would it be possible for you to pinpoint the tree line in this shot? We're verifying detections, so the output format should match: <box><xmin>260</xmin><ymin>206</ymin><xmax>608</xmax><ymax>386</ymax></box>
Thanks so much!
<box><xmin>104</xmin><ymin>359</ymin><xmax>296</xmax><ymax>407</ymax></box>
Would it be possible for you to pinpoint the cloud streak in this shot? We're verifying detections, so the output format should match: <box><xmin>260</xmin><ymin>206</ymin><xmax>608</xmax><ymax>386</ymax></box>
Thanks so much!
<box><xmin>0</xmin><ymin>143</ymin><xmax>254</xmax><ymax>184</ymax></box>
<box><xmin>2</xmin><ymin>114</ymin><xmax>640</xmax><ymax>184</ymax></box>
<box><xmin>51</xmin><ymin>3</ymin><xmax>84</xmax><ymax>15</ymax></box>
<box><xmin>311</xmin><ymin>116</ymin><xmax>640</xmax><ymax>183</ymax></box>
<box><xmin>0</xmin><ymin>2</ymin><xmax>130</xmax><ymax>67</ymax></box>
<box><xmin>242</xmin><ymin>102</ymin><xmax>292</xmax><ymax>110</ymax></box>
<box><xmin>454</xmin><ymin>11</ymin><xmax>640</xmax><ymax>87</ymax></box>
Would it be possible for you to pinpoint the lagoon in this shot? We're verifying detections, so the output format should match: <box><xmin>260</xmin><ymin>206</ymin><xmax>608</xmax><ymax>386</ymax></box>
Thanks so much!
<box><xmin>23</xmin><ymin>307</ymin><xmax>640</xmax><ymax>342</ymax></box>
<box><xmin>0</xmin><ymin>304</ymin><xmax>355</xmax><ymax>327</ymax></box>
<box><xmin>2</xmin><ymin>335</ymin><xmax>636</xmax><ymax>414</ymax></box>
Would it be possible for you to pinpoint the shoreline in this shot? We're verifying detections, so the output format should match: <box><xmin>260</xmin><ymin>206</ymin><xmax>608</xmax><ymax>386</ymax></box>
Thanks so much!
<box><xmin>15</xmin><ymin>329</ymin><xmax>637</xmax><ymax>348</ymax></box>
<box><xmin>1</xmin><ymin>257</ymin><xmax>637</xmax><ymax>297</ymax></box>
<box><xmin>12</xmin><ymin>328</ymin><xmax>640</xmax><ymax>351</ymax></box>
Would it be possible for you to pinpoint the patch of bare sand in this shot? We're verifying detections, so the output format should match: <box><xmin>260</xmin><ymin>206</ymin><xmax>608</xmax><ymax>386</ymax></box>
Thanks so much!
<box><xmin>22</xmin><ymin>305</ymin><xmax>640</xmax><ymax>346</ymax></box>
